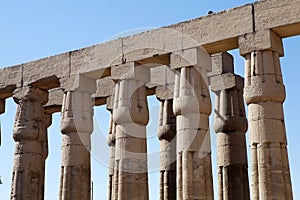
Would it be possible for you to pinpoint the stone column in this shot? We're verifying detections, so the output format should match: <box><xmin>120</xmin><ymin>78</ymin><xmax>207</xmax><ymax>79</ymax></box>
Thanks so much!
<box><xmin>59</xmin><ymin>75</ymin><xmax>96</xmax><ymax>200</ymax></box>
<box><xmin>171</xmin><ymin>47</ymin><xmax>214</xmax><ymax>200</ymax></box>
<box><xmin>239</xmin><ymin>30</ymin><xmax>293</xmax><ymax>200</ymax></box>
<box><xmin>0</xmin><ymin>98</ymin><xmax>5</xmax><ymax>114</ymax></box>
<box><xmin>210</xmin><ymin>52</ymin><xmax>250</xmax><ymax>200</ymax></box>
<box><xmin>111</xmin><ymin>62</ymin><xmax>150</xmax><ymax>200</ymax></box>
<box><xmin>10</xmin><ymin>86</ymin><xmax>49</xmax><ymax>200</ymax></box>
<box><xmin>0</xmin><ymin>99</ymin><xmax>5</xmax><ymax>147</ymax></box>
<box><xmin>107</xmin><ymin>112</ymin><xmax>116</xmax><ymax>200</ymax></box>
<box><xmin>156</xmin><ymin>87</ymin><xmax>176</xmax><ymax>200</ymax></box>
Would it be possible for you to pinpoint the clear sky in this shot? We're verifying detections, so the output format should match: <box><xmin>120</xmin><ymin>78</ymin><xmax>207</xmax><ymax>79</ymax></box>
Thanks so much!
<box><xmin>0</xmin><ymin>1</ymin><xmax>299</xmax><ymax>199</ymax></box>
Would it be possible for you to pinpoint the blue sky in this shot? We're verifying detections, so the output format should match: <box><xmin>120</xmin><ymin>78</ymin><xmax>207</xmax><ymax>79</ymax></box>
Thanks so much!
<box><xmin>0</xmin><ymin>1</ymin><xmax>299</xmax><ymax>199</ymax></box>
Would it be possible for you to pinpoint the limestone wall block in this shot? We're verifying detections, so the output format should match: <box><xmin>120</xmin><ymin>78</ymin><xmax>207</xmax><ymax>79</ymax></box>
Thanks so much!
<box><xmin>249</xmin><ymin>119</ymin><xmax>286</xmax><ymax>144</ymax></box>
<box><xmin>239</xmin><ymin>30</ymin><xmax>283</xmax><ymax>56</ymax></box>
<box><xmin>115</xmin><ymin>128</ymin><xmax>147</xmax><ymax>158</ymax></box>
<box><xmin>248</xmin><ymin>102</ymin><xmax>284</xmax><ymax>121</ymax></box>
<box><xmin>217</xmin><ymin>142</ymin><xmax>247</xmax><ymax>166</ymax></box>
<box><xmin>217</xmin><ymin>132</ymin><xmax>247</xmax><ymax>146</ymax></box>
<box><xmin>159</xmin><ymin>141</ymin><xmax>176</xmax><ymax>169</ymax></box>
<box><xmin>115</xmin><ymin>123</ymin><xmax>147</xmax><ymax>140</ymax></box>
<box><xmin>14</xmin><ymin>141</ymin><xmax>43</xmax><ymax>155</ymax></box>
<box><xmin>61</xmin><ymin>138</ymin><xmax>90</xmax><ymax>166</ymax></box>
<box><xmin>177</xmin><ymin>129</ymin><xmax>209</xmax><ymax>152</ymax></box>
<box><xmin>214</xmin><ymin>115</ymin><xmax>247</xmax><ymax>133</ymax></box>
<box><xmin>13</xmin><ymin>155</ymin><xmax>44</xmax><ymax>172</ymax></box>
<box><xmin>177</xmin><ymin>113</ymin><xmax>209</xmax><ymax>130</ymax></box>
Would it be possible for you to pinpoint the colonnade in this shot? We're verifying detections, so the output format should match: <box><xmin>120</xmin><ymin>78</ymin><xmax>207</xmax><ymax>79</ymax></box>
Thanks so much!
<box><xmin>5</xmin><ymin>29</ymin><xmax>293</xmax><ymax>200</ymax></box>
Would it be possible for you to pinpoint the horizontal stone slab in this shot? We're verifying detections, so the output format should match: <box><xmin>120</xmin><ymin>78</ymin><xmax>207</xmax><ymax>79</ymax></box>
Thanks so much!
<box><xmin>254</xmin><ymin>0</ymin><xmax>300</xmax><ymax>38</ymax></box>
<box><xmin>2</xmin><ymin>0</ymin><xmax>300</xmax><ymax>111</ymax></box>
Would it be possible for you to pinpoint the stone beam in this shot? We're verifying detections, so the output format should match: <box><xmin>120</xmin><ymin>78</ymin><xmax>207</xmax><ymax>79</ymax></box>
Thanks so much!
<box><xmin>0</xmin><ymin>66</ymin><xmax>22</xmax><ymax>99</ymax></box>
<box><xmin>254</xmin><ymin>0</ymin><xmax>300</xmax><ymax>37</ymax></box>
<box><xmin>2</xmin><ymin>0</ymin><xmax>300</xmax><ymax>102</ymax></box>
<box><xmin>0</xmin><ymin>3</ymin><xmax>252</xmax><ymax>94</ymax></box>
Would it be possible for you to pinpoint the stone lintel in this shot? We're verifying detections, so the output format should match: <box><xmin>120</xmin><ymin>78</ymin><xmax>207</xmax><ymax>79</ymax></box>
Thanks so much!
<box><xmin>210</xmin><ymin>74</ymin><xmax>244</xmax><ymax>92</ymax></box>
<box><xmin>94</xmin><ymin>77</ymin><xmax>115</xmax><ymax>98</ymax></box>
<box><xmin>170</xmin><ymin>47</ymin><xmax>212</xmax><ymax>71</ymax></box>
<box><xmin>44</xmin><ymin>88</ymin><xmax>64</xmax><ymax>114</ymax></box>
<box><xmin>150</xmin><ymin>65</ymin><xmax>175</xmax><ymax>89</ymax></box>
<box><xmin>254</xmin><ymin>0</ymin><xmax>300</xmax><ymax>38</ymax></box>
<box><xmin>0</xmin><ymin>65</ymin><xmax>22</xmax><ymax>99</ymax></box>
<box><xmin>238</xmin><ymin>30</ymin><xmax>284</xmax><ymax>56</ymax></box>
<box><xmin>111</xmin><ymin>62</ymin><xmax>150</xmax><ymax>83</ymax></box>
<box><xmin>3</xmin><ymin>0</ymin><xmax>300</xmax><ymax>92</ymax></box>
<box><xmin>22</xmin><ymin>53</ymin><xmax>69</xmax><ymax>87</ymax></box>
<box><xmin>136</xmin><ymin>53</ymin><xmax>170</xmax><ymax>67</ymax></box>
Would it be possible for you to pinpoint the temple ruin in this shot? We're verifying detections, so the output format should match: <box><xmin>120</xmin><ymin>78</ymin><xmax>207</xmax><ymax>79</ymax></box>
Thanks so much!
<box><xmin>1</xmin><ymin>0</ymin><xmax>299</xmax><ymax>199</ymax></box>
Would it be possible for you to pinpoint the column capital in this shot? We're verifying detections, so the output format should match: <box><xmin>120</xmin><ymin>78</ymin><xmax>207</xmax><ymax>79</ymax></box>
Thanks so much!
<box><xmin>173</xmin><ymin>66</ymin><xmax>211</xmax><ymax>116</ymax></box>
<box><xmin>157</xmin><ymin>99</ymin><xmax>176</xmax><ymax>141</ymax></box>
<box><xmin>13</xmin><ymin>86</ymin><xmax>48</xmax><ymax>104</ymax></box>
<box><xmin>210</xmin><ymin>52</ymin><xmax>247</xmax><ymax>133</ymax></box>
<box><xmin>238</xmin><ymin>29</ymin><xmax>284</xmax><ymax>56</ymax></box>
<box><xmin>13</xmin><ymin>86</ymin><xmax>48</xmax><ymax>142</ymax></box>
<box><xmin>155</xmin><ymin>86</ymin><xmax>173</xmax><ymax>101</ymax></box>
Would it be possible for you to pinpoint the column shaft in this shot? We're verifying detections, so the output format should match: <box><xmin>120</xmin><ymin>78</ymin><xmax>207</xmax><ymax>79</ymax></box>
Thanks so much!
<box><xmin>157</xmin><ymin>99</ymin><xmax>176</xmax><ymax>200</ymax></box>
<box><xmin>107</xmin><ymin>113</ymin><xmax>116</xmax><ymax>200</ymax></box>
<box><xmin>173</xmin><ymin>66</ymin><xmax>213</xmax><ymax>200</ymax></box>
<box><xmin>211</xmin><ymin>52</ymin><xmax>250</xmax><ymax>200</ymax></box>
<box><xmin>10</xmin><ymin>86</ymin><xmax>49</xmax><ymax>200</ymax></box>
<box><xmin>59</xmin><ymin>77</ymin><xmax>95</xmax><ymax>200</ymax></box>
<box><xmin>243</xmin><ymin>50</ymin><xmax>293</xmax><ymax>200</ymax></box>
<box><xmin>113</xmin><ymin>79</ymin><xmax>149</xmax><ymax>200</ymax></box>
